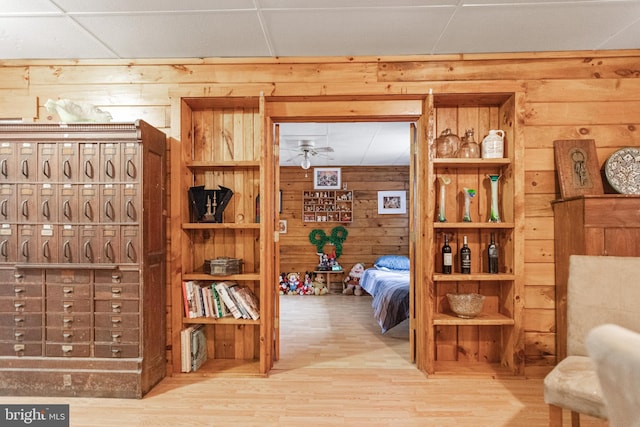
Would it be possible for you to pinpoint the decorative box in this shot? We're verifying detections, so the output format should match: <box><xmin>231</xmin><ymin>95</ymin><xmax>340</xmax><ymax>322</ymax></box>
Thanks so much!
<box><xmin>204</xmin><ymin>257</ymin><xmax>243</xmax><ymax>275</ymax></box>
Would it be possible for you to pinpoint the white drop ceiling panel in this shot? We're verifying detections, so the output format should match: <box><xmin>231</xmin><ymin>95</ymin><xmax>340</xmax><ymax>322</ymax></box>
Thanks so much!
<box><xmin>1</xmin><ymin>0</ymin><xmax>638</xmax><ymax>166</ymax></box>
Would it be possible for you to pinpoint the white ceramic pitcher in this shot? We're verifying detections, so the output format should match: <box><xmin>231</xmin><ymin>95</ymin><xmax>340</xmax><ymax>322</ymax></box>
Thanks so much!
<box><xmin>481</xmin><ymin>129</ymin><xmax>505</xmax><ymax>159</ymax></box>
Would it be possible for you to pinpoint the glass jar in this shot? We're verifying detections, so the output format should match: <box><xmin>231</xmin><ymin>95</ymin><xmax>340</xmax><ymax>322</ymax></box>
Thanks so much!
<box><xmin>435</xmin><ymin>128</ymin><xmax>460</xmax><ymax>158</ymax></box>
<box><xmin>457</xmin><ymin>128</ymin><xmax>480</xmax><ymax>158</ymax></box>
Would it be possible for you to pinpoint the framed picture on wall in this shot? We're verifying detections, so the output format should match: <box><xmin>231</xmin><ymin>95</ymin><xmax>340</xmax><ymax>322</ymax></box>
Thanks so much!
<box><xmin>553</xmin><ymin>139</ymin><xmax>604</xmax><ymax>199</ymax></box>
<box><xmin>314</xmin><ymin>168</ymin><xmax>341</xmax><ymax>190</ymax></box>
<box><xmin>278</xmin><ymin>219</ymin><xmax>287</xmax><ymax>234</ymax></box>
<box><xmin>378</xmin><ymin>190</ymin><xmax>407</xmax><ymax>214</ymax></box>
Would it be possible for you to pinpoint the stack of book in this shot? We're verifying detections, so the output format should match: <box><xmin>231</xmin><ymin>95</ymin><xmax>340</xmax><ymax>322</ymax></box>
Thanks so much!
<box><xmin>180</xmin><ymin>324</ymin><xmax>207</xmax><ymax>373</ymax></box>
<box><xmin>182</xmin><ymin>280</ymin><xmax>260</xmax><ymax>321</ymax></box>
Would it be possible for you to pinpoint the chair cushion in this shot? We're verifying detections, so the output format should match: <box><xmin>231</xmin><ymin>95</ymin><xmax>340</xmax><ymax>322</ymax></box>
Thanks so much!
<box><xmin>543</xmin><ymin>355</ymin><xmax>607</xmax><ymax>420</ymax></box>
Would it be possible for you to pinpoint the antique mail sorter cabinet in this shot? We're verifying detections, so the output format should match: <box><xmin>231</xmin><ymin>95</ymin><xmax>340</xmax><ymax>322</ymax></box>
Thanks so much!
<box><xmin>0</xmin><ymin>120</ymin><xmax>166</xmax><ymax>398</ymax></box>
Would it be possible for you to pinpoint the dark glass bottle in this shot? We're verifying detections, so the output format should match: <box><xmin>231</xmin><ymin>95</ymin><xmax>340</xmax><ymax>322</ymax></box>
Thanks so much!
<box><xmin>460</xmin><ymin>235</ymin><xmax>471</xmax><ymax>274</ymax></box>
<box><xmin>442</xmin><ymin>234</ymin><xmax>452</xmax><ymax>274</ymax></box>
<box><xmin>488</xmin><ymin>233</ymin><xmax>499</xmax><ymax>274</ymax></box>
<box><xmin>255</xmin><ymin>195</ymin><xmax>260</xmax><ymax>223</ymax></box>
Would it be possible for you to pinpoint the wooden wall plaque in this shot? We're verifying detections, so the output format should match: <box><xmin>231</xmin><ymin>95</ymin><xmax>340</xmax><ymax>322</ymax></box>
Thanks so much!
<box><xmin>553</xmin><ymin>139</ymin><xmax>604</xmax><ymax>198</ymax></box>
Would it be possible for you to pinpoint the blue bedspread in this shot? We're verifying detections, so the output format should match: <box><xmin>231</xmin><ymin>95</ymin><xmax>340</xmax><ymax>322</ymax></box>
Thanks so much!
<box><xmin>360</xmin><ymin>268</ymin><xmax>410</xmax><ymax>333</ymax></box>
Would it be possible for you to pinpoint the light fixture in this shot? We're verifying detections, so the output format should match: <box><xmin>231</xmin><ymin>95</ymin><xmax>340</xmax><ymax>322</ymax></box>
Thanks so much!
<box><xmin>300</xmin><ymin>150</ymin><xmax>311</xmax><ymax>169</ymax></box>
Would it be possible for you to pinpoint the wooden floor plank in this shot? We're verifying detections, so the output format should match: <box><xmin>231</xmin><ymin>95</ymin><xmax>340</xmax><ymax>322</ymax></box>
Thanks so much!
<box><xmin>0</xmin><ymin>294</ymin><xmax>608</xmax><ymax>426</ymax></box>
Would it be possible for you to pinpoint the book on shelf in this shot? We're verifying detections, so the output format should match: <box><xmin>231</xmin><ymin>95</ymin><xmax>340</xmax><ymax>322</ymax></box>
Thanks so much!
<box><xmin>180</xmin><ymin>326</ymin><xmax>193</xmax><ymax>372</ymax></box>
<box><xmin>190</xmin><ymin>324</ymin><xmax>207</xmax><ymax>372</ymax></box>
<box><xmin>211</xmin><ymin>285</ymin><xmax>229</xmax><ymax>318</ymax></box>
<box><xmin>180</xmin><ymin>324</ymin><xmax>208</xmax><ymax>373</ymax></box>
<box><xmin>184</xmin><ymin>280</ymin><xmax>244</xmax><ymax>319</ymax></box>
<box><xmin>182</xmin><ymin>281</ymin><xmax>199</xmax><ymax>319</ymax></box>
<box><xmin>201</xmin><ymin>286</ymin><xmax>212</xmax><ymax>318</ymax></box>
<box><xmin>214</xmin><ymin>281</ymin><xmax>243</xmax><ymax>319</ymax></box>
<box><xmin>227</xmin><ymin>283</ymin><xmax>250</xmax><ymax>319</ymax></box>
<box><xmin>233</xmin><ymin>286</ymin><xmax>260</xmax><ymax>320</ymax></box>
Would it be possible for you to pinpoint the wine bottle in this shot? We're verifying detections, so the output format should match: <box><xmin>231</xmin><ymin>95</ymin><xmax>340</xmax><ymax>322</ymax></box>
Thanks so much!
<box><xmin>488</xmin><ymin>233</ymin><xmax>499</xmax><ymax>274</ymax></box>
<box><xmin>255</xmin><ymin>195</ymin><xmax>260</xmax><ymax>223</ymax></box>
<box><xmin>442</xmin><ymin>234</ymin><xmax>452</xmax><ymax>274</ymax></box>
<box><xmin>460</xmin><ymin>235</ymin><xmax>471</xmax><ymax>274</ymax></box>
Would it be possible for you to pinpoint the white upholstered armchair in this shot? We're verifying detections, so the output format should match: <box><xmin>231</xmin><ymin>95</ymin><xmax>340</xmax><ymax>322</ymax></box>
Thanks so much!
<box><xmin>543</xmin><ymin>255</ymin><xmax>640</xmax><ymax>426</ymax></box>
<box><xmin>586</xmin><ymin>324</ymin><xmax>640</xmax><ymax>427</ymax></box>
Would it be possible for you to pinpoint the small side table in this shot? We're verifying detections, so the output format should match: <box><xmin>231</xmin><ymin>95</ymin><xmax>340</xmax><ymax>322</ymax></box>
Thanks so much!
<box><xmin>313</xmin><ymin>270</ymin><xmax>344</xmax><ymax>294</ymax></box>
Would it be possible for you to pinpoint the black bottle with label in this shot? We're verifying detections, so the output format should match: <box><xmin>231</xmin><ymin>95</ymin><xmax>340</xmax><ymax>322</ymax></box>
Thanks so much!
<box><xmin>442</xmin><ymin>234</ymin><xmax>452</xmax><ymax>274</ymax></box>
<box><xmin>488</xmin><ymin>233</ymin><xmax>499</xmax><ymax>274</ymax></box>
<box><xmin>460</xmin><ymin>235</ymin><xmax>471</xmax><ymax>274</ymax></box>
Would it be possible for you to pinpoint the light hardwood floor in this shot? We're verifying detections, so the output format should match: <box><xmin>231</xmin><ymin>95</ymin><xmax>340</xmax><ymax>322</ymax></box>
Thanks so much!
<box><xmin>0</xmin><ymin>294</ymin><xmax>608</xmax><ymax>427</ymax></box>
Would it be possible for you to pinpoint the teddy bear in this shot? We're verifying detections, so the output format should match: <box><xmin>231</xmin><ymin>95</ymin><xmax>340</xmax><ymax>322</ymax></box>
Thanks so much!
<box><xmin>311</xmin><ymin>273</ymin><xmax>329</xmax><ymax>296</ymax></box>
<box><xmin>343</xmin><ymin>262</ymin><xmax>365</xmax><ymax>296</ymax></box>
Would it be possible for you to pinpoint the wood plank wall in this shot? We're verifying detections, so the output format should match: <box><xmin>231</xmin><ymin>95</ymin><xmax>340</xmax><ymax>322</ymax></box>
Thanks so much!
<box><xmin>2</xmin><ymin>51</ymin><xmax>640</xmax><ymax>377</ymax></box>
<box><xmin>279</xmin><ymin>166</ymin><xmax>410</xmax><ymax>281</ymax></box>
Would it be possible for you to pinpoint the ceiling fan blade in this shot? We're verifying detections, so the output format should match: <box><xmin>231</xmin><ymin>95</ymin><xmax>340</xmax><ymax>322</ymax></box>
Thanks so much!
<box><xmin>314</xmin><ymin>147</ymin><xmax>334</xmax><ymax>153</ymax></box>
<box><xmin>285</xmin><ymin>153</ymin><xmax>304</xmax><ymax>162</ymax></box>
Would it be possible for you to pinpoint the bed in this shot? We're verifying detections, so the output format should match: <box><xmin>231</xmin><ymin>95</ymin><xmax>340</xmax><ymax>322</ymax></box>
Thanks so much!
<box><xmin>360</xmin><ymin>255</ymin><xmax>411</xmax><ymax>334</ymax></box>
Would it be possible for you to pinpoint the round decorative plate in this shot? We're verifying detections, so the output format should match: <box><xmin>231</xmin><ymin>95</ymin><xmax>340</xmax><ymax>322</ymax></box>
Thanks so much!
<box><xmin>605</xmin><ymin>147</ymin><xmax>640</xmax><ymax>194</ymax></box>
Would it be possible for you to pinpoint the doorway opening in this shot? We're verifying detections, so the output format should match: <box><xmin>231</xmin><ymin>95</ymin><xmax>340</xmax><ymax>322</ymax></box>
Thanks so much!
<box><xmin>274</xmin><ymin>120</ymin><xmax>414</xmax><ymax>371</ymax></box>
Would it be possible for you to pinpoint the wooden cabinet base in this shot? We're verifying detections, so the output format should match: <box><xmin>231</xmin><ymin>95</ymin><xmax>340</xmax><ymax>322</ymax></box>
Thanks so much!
<box><xmin>0</xmin><ymin>357</ymin><xmax>165</xmax><ymax>398</ymax></box>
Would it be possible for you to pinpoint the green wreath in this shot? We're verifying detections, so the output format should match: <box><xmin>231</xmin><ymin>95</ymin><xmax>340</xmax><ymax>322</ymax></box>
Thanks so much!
<box><xmin>308</xmin><ymin>226</ymin><xmax>349</xmax><ymax>258</ymax></box>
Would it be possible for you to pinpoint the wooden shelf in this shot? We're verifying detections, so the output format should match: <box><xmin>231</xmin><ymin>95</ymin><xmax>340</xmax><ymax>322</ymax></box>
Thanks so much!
<box><xmin>186</xmin><ymin>160</ymin><xmax>260</xmax><ymax>169</ymax></box>
<box><xmin>433</xmin><ymin>312</ymin><xmax>515</xmax><ymax>326</ymax></box>
<box><xmin>423</xmin><ymin>91</ymin><xmax>524</xmax><ymax>376</ymax></box>
<box><xmin>183</xmin><ymin>317</ymin><xmax>260</xmax><ymax>325</ymax></box>
<box><xmin>433</xmin><ymin>158</ymin><xmax>511</xmax><ymax>168</ymax></box>
<box><xmin>431</xmin><ymin>361</ymin><xmax>517</xmax><ymax>378</ymax></box>
<box><xmin>434</xmin><ymin>222</ymin><xmax>515</xmax><ymax>229</ymax></box>
<box><xmin>302</xmin><ymin>190</ymin><xmax>353</xmax><ymax>223</ymax></box>
<box><xmin>182</xmin><ymin>272</ymin><xmax>260</xmax><ymax>281</ymax></box>
<box><xmin>171</xmin><ymin>95</ymin><xmax>273</xmax><ymax>377</ymax></box>
<box><xmin>178</xmin><ymin>359</ymin><xmax>265</xmax><ymax>377</ymax></box>
<box><xmin>433</xmin><ymin>273</ymin><xmax>516</xmax><ymax>281</ymax></box>
<box><xmin>182</xmin><ymin>223</ymin><xmax>260</xmax><ymax>230</ymax></box>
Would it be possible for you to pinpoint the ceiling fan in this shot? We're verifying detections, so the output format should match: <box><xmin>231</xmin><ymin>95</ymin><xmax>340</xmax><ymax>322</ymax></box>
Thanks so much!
<box><xmin>283</xmin><ymin>139</ymin><xmax>334</xmax><ymax>169</ymax></box>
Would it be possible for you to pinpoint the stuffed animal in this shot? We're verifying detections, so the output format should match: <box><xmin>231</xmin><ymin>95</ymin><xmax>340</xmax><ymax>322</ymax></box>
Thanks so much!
<box><xmin>286</xmin><ymin>272</ymin><xmax>302</xmax><ymax>295</ymax></box>
<box><xmin>343</xmin><ymin>262</ymin><xmax>365</xmax><ymax>296</ymax></box>
<box><xmin>302</xmin><ymin>272</ymin><xmax>315</xmax><ymax>295</ymax></box>
<box><xmin>279</xmin><ymin>273</ymin><xmax>289</xmax><ymax>295</ymax></box>
<box><xmin>311</xmin><ymin>273</ymin><xmax>329</xmax><ymax>296</ymax></box>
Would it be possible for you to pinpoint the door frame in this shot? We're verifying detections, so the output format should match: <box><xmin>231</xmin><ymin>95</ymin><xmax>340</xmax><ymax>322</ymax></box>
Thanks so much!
<box><xmin>265</xmin><ymin>95</ymin><xmax>427</xmax><ymax>370</ymax></box>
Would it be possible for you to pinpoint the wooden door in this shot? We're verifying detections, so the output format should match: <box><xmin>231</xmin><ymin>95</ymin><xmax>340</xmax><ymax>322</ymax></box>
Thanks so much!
<box><xmin>273</xmin><ymin>123</ymin><xmax>281</xmax><ymax>361</ymax></box>
<box><xmin>409</xmin><ymin>123</ymin><xmax>418</xmax><ymax>363</ymax></box>
<box><xmin>260</xmin><ymin>95</ymin><xmax>278</xmax><ymax>373</ymax></box>
<box><xmin>413</xmin><ymin>93</ymin><xmax>433</xmax><ymax>373</ymax></box>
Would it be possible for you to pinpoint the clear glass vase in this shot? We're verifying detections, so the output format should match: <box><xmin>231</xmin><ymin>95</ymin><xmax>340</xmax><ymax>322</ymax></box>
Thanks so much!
<box><xmin>462</xmin><ymin>187</ymin><xmax>476</xmax><ymax>222</ymax></box>
<box><xmin>488</xmin><ymin>174</ymin><xmax>501</xmax><ymax>223</ymax></box>
<box><xmin>437</xmin><ymin>176</ymin><xmax>451</xmax><ymax>222</ymax></box>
